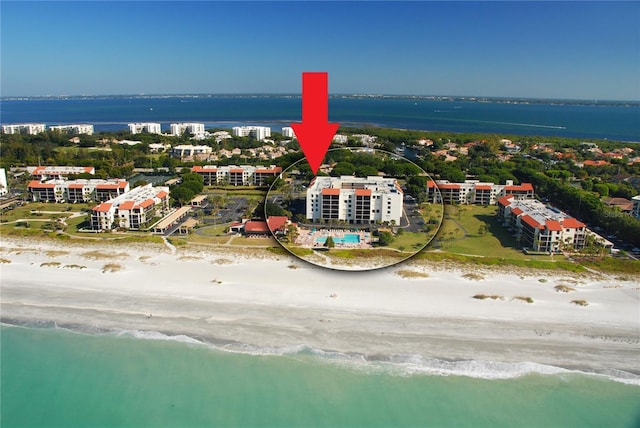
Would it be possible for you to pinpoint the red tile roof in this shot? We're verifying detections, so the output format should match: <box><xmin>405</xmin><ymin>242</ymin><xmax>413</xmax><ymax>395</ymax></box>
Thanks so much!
<box><xmin>156</xmin><ymin>191</ymin><xmax>168</xmax><ymax>199</ymax></box>
<box><xmin>321</xmin><ymin>188</ymin><xmax>341</xmax><ymax>196</ymax></box>
<box><xmin>475</xmin><ymin>185</ymin><xmax>492</xmax><ymax>191</ymax></box>
<box><xmin>521</xmin><ymin>215</ymin><xmax>541</xmax><ymax>229</ymax></box>
<box><xmin>437</xmin><ymin>183</ymin><xmax>461</xmax><ymax>190</ymax></box>
<box><xmin>28</xmin><ymin>181</ymin><xmax>55</xmax><ymax>188</ymax></box>
<box><xmin>355</xmin><ymin>189</ymin><xmax>372</xmax><ymax>197</ymax></box>
<box><xmin>511</xmin><ymin>207</ymin><xmax>523</xmax><ymax>215</ymax></box>
<box><xmin>68</xmin><ymin>184</ymin><xmax>85</xmax><ymax>189</ymax></box>
<box><xmin>497</xmin><ymin>195</ymin><xmax>514</xmax><ymax>206</ymax></box>
<box><xmin>505</xmin><ymin>183</ymin><xmax>534</xmax><ymax>192</ymax></box>
<box><xmin>561</xmin><ymin>218</ymin><xmax>585</xmax><ymax>229</ymax></box>
<box><xmin>229</xmin><ymin>168</ymin><xmax>244</xmax><ymax>173</ymax></box>
<box><xmin>255</xmin><ymin>167</ymin><xmax>282</xmax><ymax>174</ymax></box>
<box><xmin>267</xmin><ymin>216</ymin><xmax>288</xmax><ymax>231</ymax></box>
<box><xmin>244</xmin><ymin>220</ymin><xmax>270</xmax><ymax>233</ymax></box>
<box><xmin>583</xmin><ymin>160</ymin><xmax>610</xmax><ymax>167</ymax></box>
<box><xmin>426</xmin><ymin>181</ymin><xmax>437</xmax><ymax>188</ymax></box>
<box><xmin>118</xmin><ymin>201</ymin><xmax>135</xmax><ymax>210</ymax></box>
<box><xmin>137</xmin><ymin>199</ymin><xmax>155</xmax><ymax>209</ymax></box>
<box><xmin>545</xmin><ymin>220</ymin><xmax>563</xmax><ymax>232</ymax></box>
<box><xmin>92</xmin><ymin>203</ymin><xmax>112</xmax><ymax>213</ymax></box>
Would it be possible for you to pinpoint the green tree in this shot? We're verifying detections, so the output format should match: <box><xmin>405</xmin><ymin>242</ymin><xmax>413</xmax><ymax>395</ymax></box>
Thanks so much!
<box><xmin>324</xmin><ymin>236</ymin><xmax>335</xmax><ymax>248</ymax></box>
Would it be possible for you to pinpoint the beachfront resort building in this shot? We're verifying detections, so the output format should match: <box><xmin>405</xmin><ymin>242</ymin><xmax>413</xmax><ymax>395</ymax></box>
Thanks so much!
<box><xmin>49</xmin><ymin>124</ymin><xmax>94</xmax><ymax>135</ymax></box>
<box><xmin>28</xmin><ymin>179</ymin><xmax>130</xmax><ymax>203</ymax></box>
<box><xmin>232</xmin><ymin>126</ymin><xmax>271</xmax><ymax>141</ymax></box>
<box><xmin>27</xmin><ymin>166</ymin><xmax>95</xmax><ymax>180</ymax></box>
<box><xmin>191</xmin><ymin>165</ymin><xmax>282</xmax><ymax>186</ymax></box>
<box><xmin>128</xmin><ymin>122</ymin><xmax>162</xmax><ymax>134</ymax></box>
<box><xmin>496</xmin><ymin>196</ymin><xmax>611</xmax><ymax>253</ymax></box>
<box><xmin>90</xmin><ymin>184</ymin><xmax>170</xmax><ymax>231</ymax></box>
<box><xmin>2</xmin><ymin>123</ymin><xmax>46</xmax><ymax>135</ymax></box>
<box><xmin>306</xmin><ymin>176</ymin><xmax>403</xmax><ymax>225</ymax></box>
<box><xmin>170</xmin><ymin>123</ymin><xmax>205</xmax><ymax>137</ymax></box>
<box><xmin>427</xmin><ymin>180</ymin><xmax>534</xmax><ymax>205</ymax></box>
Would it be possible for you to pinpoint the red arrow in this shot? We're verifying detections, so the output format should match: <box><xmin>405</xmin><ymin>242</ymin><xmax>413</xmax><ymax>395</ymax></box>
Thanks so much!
<box><xmin>291</xmin><ymin>72</ymin><xmax>339</xmax><ymax>175</ymax></box>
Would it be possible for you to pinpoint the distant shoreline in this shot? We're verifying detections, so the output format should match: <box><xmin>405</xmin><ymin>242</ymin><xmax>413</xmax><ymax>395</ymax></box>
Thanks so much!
<box><xmin>2</xmin><ymin>93</ymin><xmax>639</xmax><ymax>107</ymax></box>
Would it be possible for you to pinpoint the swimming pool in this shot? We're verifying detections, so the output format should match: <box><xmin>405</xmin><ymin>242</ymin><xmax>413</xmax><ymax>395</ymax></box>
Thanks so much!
<box><xmin>315</xmin><ymin>234</ymin><xmax>361</xmax><ymax>245</ymax></box>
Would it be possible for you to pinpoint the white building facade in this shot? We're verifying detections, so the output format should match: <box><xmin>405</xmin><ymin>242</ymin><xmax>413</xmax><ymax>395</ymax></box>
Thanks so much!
<box><xmin>170</xmin><ymin>145</ymin><xmax>213</xmax><ymax>158</ymax></box>
<box><xmin>306</xmin><ymin>176</ymin><xmax>403</xmax><ymax>225</ymax></box>
<box><xmin>49</xmin><ymin>124</ymin><xmax>94</xmax><ymax>135</ymax></box>
<box><xmin>2</xmin><ymin>123</ymin><xmax>46</xmax><ymax>135</ymax></box>
<box><xmin>90</xmin><ymin>184</ymin><xmax>170</xmax><ymax>231</ymax></box>
<box><xmin>28</xmin><ymin>166</ymin><xmax>95</xmax><ymax>180</ymax></box>
<box><xmin>128</xmin><ymin>123</ymin><xmax>161</xmax><ymax>134</ymax></box>
<box><xmin>28</xmin><ymin>179</ymin><xmax>130</xmax><ymax>203</ymax></box>
<box><xmin>427</xmin><ymin>180</ymin><xmax>534</xmax><ymax>205</ymax></box>
<box><xmin>232</xmin><ymin>126</ymin><xmax>271</xmax><ymax>141</ymax></box>
<box><xmin>632</xmin><ymin>195</ymin><xmax>640</xmax><ymax>220</ymax></box>
<box><xmin>191</xmin><ymin>165</ymin><xmax>282</xmax><ymax>186</ymax></box>
<box><xmin>170</xmin><ymin>123</ymin><xmax>205</xmax><ymax>137</ymax></box>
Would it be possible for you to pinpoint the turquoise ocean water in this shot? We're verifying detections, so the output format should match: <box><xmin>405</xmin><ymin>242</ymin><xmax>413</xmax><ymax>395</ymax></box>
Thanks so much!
<box><xmin>2</xmin><ymin>324</ymin><xmax>639</xmax><ymax>428</ymax></box>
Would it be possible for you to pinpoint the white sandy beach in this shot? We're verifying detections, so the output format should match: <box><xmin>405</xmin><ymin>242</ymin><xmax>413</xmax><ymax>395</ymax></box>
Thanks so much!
<box><xmin>1</xmin><ymin>237</ymin><xmax>639</xmax><ymax>378</ymax></box>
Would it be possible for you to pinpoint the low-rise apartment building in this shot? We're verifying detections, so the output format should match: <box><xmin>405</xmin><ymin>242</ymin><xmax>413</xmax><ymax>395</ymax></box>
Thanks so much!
<box><xmin>191</xmin><ymin>165</ymin><xmax>282</xmax><ymax>186</ymax></box>
<box><xmin>632</xmin><ymin>195</ymin><xmax>640</xmax><ymax>220</ymax></box>
<box><xmin>28</xmin><ymin>166</ymin><xmax>95</xmax><ymax>180</ymax></box>
<box><xmin>170</xmin><ymin>145</ymin><xmax>213</xmax><ymax>159</ymax></box>
<box><xmin>90</xmin><ymin>184</ymin><xmax>170</xmax><ymax>231</ymax></box>
<box><xmin>427</xmin><ymin>179</ymin><xmax>534</xmax><ymax>205</ymax></box>
<box><xmin>306</xmin><ymin>176</ymin><xmax>403</xmax><ymax>225</ymax></box>
<box><xmin>497</xmin><ymin>196</ymin><xmax>598</xmax><ymax>252</ymax></box>
<box><xmin>28</xmin><ymin>179</ymin><xmax>130</xmax><ymax>203</ymax></box>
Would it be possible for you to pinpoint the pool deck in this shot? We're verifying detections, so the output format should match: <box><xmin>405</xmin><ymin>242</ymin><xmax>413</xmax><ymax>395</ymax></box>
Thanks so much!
<box><xmin>294</xmin><ymin>228</ymin><xmax>373</xmax><ymax>249</ymax></box>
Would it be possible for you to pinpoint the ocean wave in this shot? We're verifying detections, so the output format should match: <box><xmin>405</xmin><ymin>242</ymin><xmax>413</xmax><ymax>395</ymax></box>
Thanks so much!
<box><xmin>3</xmin><ymin>321</ymin><xmax>638</xmax><ymax>386</ymax></box>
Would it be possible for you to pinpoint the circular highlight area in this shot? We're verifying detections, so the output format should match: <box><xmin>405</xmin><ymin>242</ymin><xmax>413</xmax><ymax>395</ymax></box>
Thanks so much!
<box><xmin>265</xmin><ymin>148</ymin><xmax>444</xmax><ymax>271</ymax></box>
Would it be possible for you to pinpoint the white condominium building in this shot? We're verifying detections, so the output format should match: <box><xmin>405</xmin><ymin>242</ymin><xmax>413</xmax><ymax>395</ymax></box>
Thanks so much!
<box><xmin>191</xmin><ymin>165</ymin><xmax>282</xmax><ymax>186</ymax></box>
<box><xmin>90</xmin><ymin>184</ymin><xmax>170</xmax><ymax>231</ymax></box>
<box><xmin>232</xmin><ymin>126</ymin><xmax>271</xmax><ymax>141</ymax></box>
<box><xmin>281</xmin><ymin>127</ymin><xmax>295</xmax><ymax>138</ymax></box>
<box><xmin>306</xmin><ymin>176</ymin><xmax>404</xmax><ymax>225</ymax></box>
<box><xmin>49</xmin><ymin>124</ymin><xmax>94</xmax><ymax>135</ymax></box>
<box><xmin>2</xmin><ymin>123</ymin><xmax>46</xmax><ymax>135</ymax></box>
<box><xmin>170</xmin><ymin>123</ymin><xmax>205</xmax><ymax>137</ymax></box>
<box><xmin>427</xmin><ymin>179</ymin><xmax>534</xmax><ymax>205</ymax></box>
<box><xmin>128</xmin><ymin>122</ymin><xmax>161</xmax><ymax>134</ymax></box>
<box><xmin>28</xmin><ymin>179</ymin><xmax>130</xmax><ymax>203</ymax></box>
<box><xmin>28</xmin><ymin>166</ymin><xmax>95</xmax><ymax>180</ymax></box>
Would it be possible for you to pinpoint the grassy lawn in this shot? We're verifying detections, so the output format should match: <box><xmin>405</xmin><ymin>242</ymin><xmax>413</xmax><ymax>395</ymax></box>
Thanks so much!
<box><xmin>387</xmin><ymin>231</ymin><xmax>428</xmax><ymax>252</ymax></box>
<box><xmin>195</xmin><ymin>224</ymin><xmax>230</xmax><ymax>236</ymax></box>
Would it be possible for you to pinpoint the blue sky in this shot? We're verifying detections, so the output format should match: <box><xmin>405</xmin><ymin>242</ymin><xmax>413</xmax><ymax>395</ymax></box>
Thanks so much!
<box><xmin>1</xmin><ymin>1</ymin><xmax>638</xmax><ymax>100</ymax></box>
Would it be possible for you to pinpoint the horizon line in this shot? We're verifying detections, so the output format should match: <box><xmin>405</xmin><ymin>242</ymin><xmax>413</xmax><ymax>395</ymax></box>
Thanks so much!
<box><xmin>2</xmin><ymin>93</ymin><xmax>638</xmax><ymax>104</ymax></box>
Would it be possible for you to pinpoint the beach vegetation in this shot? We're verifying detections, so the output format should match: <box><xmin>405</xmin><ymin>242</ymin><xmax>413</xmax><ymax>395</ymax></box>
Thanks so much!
<box><xmin>396</xmin><ymin>270</ymin><xmax>430</xmax><ymax>279</ymax></box>
<box><xmin>571</xmin><ymin>299</ymin><xmax>589</xmax><ymax>306</ymax></box>
<box><xmin>0</xmin><ymin>258</ymin><xmax>12</xmax><ymax>264</ymax></box>
<box><xmin>40</xmin><ymin>262</ymin><xmax>61</xmax><ymax>267</ymax></box>
<box><xmin>102</xmin><ymin>263</ymin><xmax>123</xmax><ymax>273</ymax></box>
<box><xmin>462</xmin><ymin>273</ymin><xmax>485</xmax><ymax>280</ymax></box>
<box><xmin>514</xmin><ymin>296</ymin><xmax>534</xmax><ymax>303</ymax></box>
<box><xmin>473</xmin><ymin>294</ymin><xmax>504</xmax><ymax>300</ymax></box>
<box><xmin>554</xmin><ymin>285</ymin><xmax>576</xmax><ymax>293</ymax></box>
<box><xmin>63</xmin><ymin>264</ymin><xmax>86</xmax><ymax>269</ymax></box>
